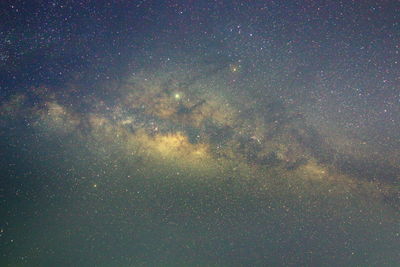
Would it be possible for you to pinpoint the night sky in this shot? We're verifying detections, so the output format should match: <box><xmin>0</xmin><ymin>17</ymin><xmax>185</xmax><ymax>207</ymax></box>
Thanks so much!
<box><xmin>1</xmin><ymin>1</ymin><xmax>399</xmax><ymax>266</ymax></box>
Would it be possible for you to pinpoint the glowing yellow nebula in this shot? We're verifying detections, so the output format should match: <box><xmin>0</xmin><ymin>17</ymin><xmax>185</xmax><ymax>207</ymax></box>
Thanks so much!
<box><xmin>136</xmin><ymin>131</ymin><xmax>209</xmax><ymax>161</ymax></box>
